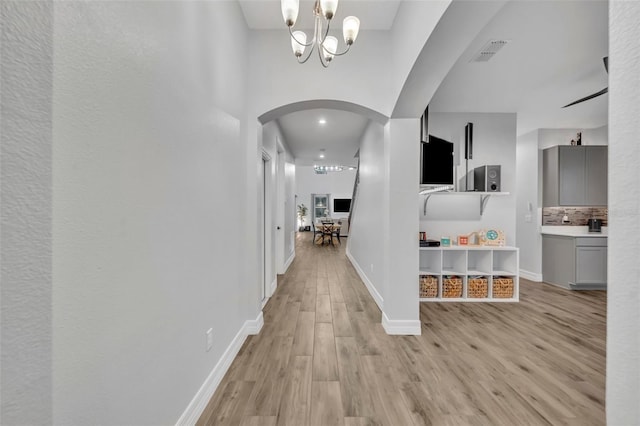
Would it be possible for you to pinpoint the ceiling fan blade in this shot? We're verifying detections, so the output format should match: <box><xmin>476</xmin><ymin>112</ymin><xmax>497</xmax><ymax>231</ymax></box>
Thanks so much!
<box><xmin>562</xmin><ymin>87</ymin><xmax>608</xmax><ymax>108</ymax></box>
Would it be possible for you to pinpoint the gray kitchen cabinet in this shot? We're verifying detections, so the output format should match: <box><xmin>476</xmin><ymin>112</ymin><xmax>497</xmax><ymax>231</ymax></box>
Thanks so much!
<box><xmin>542</xmin><ymin>146</ymin><xmax>607</xmax><ymax>207</ymax></box>
<box><xmin>542</xmin><ymin>235</ymin><xmax>607</xmax><ymax>289</ymax></box>
<box><xmin>576</xmin><ymin>246</ymin><xmax>607</xmax><ymax>284</ymax></box>
<box><xmin>585</xmin><ymin>146</ymin><xmax>608</xmax><ymax>205</ymax></box>
<box><xmin>558</xmin><ymin>147</ymin><xmax>586</xmax><ymax>205</ymax></box>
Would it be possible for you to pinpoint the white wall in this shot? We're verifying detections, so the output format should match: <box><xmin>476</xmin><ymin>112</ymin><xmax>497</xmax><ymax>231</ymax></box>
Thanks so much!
<box><xmin>389</xmin><ymin>0</ymin><xmax>451</xmax><ymax>105</ymax></box>
<box><xmin>0</xmin><ymin>2</ymin><xmax>54</xmax><ymax>423</ymax></box>
<box><xmin>50</xmin><ymin>2</ymin><xmax>258</xmax><ymax>424</ymax></box>
<box><xmin>262</xmin><ymin>121</ymin><xmax>296</xmax><ymax>282</ymax></box>
<box><xmin>283</xmin><ymin>157</ymin><xmax>296</xmax><ymax>268</ymax></box>
<box><xmin>382</xmin><ymin>119</ymin><xmax>420</xmax><ymax>334</ymax></box>
<box><xmin>516</xmin><ymin>130</ymin><xmax>542</xmax><ymax>279</ymax></box>
<box><xmin>295</xmin><ymin>166</ymin><xmax>357</xmax><ymax>228</ymax></box>
<box><xmin>347</xmin><ymin>122</ymin><xmax>387</xmax><ymax>306</ymax></box>
<box><xmin>248</xmin><ymin>30</ymin><xmax>393</xmax><ymax>118</ymax></box>
<box><xmin>607</xmin><ymin>1</ymin><xmax>640</xmax><ymax>423</ymax></box>
<box><xmin>422</xmin><ymin>113</ymin><xmax>517</xmax><ymax>246</ymax></box>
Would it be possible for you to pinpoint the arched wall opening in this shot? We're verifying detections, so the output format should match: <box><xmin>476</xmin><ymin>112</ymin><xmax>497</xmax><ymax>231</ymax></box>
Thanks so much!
<box><xmin>258</xmin><ymin>99</ymin><xmax>389</xmax><ymax>126</ymax></box>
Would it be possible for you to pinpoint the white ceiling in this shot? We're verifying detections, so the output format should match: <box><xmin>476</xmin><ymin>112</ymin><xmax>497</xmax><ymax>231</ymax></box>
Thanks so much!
<box><xmin>429</xmin><ymin>0</ymin><xmax>608</xmax><ymax>135</ymax></box>
<box><xmin>242</xmin><ymin>1</ymin><xmax>609</xmax><ymax>164</ymax></box>
<box><xmin>276</xmin><ymin>108</ymin><xmax>369</xmax><ymax>166</ymax></box>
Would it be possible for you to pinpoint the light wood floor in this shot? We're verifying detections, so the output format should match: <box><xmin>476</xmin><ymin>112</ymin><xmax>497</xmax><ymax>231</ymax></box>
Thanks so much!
<box><xmin>197</xmin><ymin>232</ymin><xmax>606</xmax><ymax>425</ymax></box>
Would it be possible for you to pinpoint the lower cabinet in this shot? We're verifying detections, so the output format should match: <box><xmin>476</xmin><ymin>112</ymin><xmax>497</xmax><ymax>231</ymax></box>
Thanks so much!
<box><xmin>542</xmin><ymin>235</ymin><xmax>607</xmax><ymax>289</ymax></box>
<box><xmin>418</xmin><ymin>246</ymin><xmax>519</xmax><ymax>302</ymax></box>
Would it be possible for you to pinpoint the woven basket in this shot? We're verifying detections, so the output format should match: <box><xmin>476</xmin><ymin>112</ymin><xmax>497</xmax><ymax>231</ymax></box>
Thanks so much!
<box><xmin>419</xmin><ymin>275</ymin><xmax>438</xmax><ymax>298</ymax></box>
<box><xmin>492</xmin><ymin>277</ymin><xmax>514</xmax><ymax>298</ymax></box>
<box><xmin>468</xmin><ymin>277</ymin><xmax>488</xmax><ymax>298</ymax></box>
<box><xmin>443</xmin><ymin>276</ymin><xmax>463</xmax><ymax>298</ymax></box>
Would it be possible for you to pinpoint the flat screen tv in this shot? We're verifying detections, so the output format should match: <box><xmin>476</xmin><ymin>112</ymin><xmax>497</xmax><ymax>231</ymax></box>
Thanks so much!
<box><xmin>420</xmin><ymin>135</ymin><xmax>454</xmax><ymax>186</ymax></box>
<box><xmin>333</xmin><ymin>198</ymin><xmax>351</xmax><ymax>213</ymax></box>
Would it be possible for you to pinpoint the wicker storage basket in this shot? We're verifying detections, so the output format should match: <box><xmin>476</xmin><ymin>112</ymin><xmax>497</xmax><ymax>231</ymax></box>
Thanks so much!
<box><xmin>468</xmin><ymin>277</ymin><xmax>488</xmax><ymax>298</ymax></box>
<box><xmin>419</xmin><ymin>275</ymin><xmax>438</xmax><ymax>298</ymax></box>
<box><xmin>492</xmin><ymin>277</ymin><xmax>514</xmax><ymax>298</ymax></box>
<box><xmin>443</xmin><ymin>276</ymin><xmax>463</xmax><ymax>298</ymax></box>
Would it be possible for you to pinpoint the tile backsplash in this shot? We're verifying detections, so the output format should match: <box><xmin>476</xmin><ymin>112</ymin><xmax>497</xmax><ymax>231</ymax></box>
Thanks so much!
<box><xmin>542</xmin><ymin>207</ymin><xmax>608</xmax><ymax>226</ymax></box>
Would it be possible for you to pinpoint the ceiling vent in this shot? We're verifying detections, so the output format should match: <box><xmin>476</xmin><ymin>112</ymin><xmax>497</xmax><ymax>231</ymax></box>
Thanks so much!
<box><xmin>470</xmin><ymin>39</ymin><xmax>510</xmax><ymax>62</ymax></box>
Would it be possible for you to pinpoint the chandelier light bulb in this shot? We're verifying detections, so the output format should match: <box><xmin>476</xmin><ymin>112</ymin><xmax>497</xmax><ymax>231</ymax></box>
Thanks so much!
<box><xmin>322</xmin><ymin>36</ymin><xmax>338</xmax><ymax>62</ymax></box>
<box><xmin>342</xmin><ymin>16</ymin><xmax>360</xmax><ymax>45</ymax></box>
<box><xmin>291</xmin><ymin>31</ymin><xmax>307</xmax><ymax>57</ymax></box>
<box><xmin>320</xmin><ymin>0</ymin><xmax>339</xmax><ymax>20</ymax></box>
<box><xmin>281</xmin><ymin>0</ymin><xmax>299</xmax><ymax>27</ymax></box>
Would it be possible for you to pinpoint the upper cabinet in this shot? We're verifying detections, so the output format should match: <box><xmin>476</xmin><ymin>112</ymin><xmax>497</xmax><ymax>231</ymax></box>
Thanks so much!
<box><xmin>543</xmin><ymin>146</ymin><xmax>608</xmax><ymax>207</ymax></box>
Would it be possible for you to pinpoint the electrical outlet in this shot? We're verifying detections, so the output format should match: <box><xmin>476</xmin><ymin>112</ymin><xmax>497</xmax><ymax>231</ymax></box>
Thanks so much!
<box><xmin>206</xmin><ymin>328</ymin><xmax>213</xmax><ymax>352</ymax></box>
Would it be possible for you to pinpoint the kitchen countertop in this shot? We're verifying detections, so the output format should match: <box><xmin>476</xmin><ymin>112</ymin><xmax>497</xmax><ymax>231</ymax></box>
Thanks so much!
<box><xmin>541</xmin><ymin>225</ymin><xmax>608</xmax><ymax>237</ymax></box>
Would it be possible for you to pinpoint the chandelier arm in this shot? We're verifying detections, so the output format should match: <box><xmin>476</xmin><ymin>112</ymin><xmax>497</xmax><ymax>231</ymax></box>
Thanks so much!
<box><xmin>320</xmin><ymin>42</ymin><xmax>351</xmax><ymax>57</ymax></box>
<box><xmin>288</xmin><ymin>26</ymin><xmax>314</xmax><ymax>47</ymax></box>
<box><xmin>296</xmin><ymin>43</ymin><xmax>317</xmax><ymax>64</ymax></box>
<box><xmin>318</xmin><ymin>18</ymin><xmax>331</xmax><ymax>44</ymax></box>
<box><xmin>317</xmin><ymin>44</ymin><xmax>330</xmax><ymax>68</ymax></box>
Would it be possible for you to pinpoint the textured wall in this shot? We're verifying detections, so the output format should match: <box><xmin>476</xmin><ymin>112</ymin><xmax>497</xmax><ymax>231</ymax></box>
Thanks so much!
<box><xmin>607</xmin><ymin>1</ymin><xmax>640</xmax><ymax>423</ymax></box>
<box><xmin>51</xmin><ymin>2</ymin><xmax>254</xmax><ymax>424</ymax></box>
<box><xmin>0</xmin><ymin>1</ymin><xmax>54</xmax><ymax>424</ymax></box>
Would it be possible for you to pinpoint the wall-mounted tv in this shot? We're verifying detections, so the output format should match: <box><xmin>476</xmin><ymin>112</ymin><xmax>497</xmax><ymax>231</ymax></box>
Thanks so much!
<box><xmin>420</xmin><ymin>135</ymin><xmax>454</xmax><ymax>186</ymax></box>
<box><xmin>333</xmin><ymin>198</ymin><xmax>352</xmax><ymax>213</ymax></box>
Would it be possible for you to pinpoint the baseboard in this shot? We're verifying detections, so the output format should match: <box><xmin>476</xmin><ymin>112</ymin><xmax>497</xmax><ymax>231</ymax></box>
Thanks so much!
<box><xmin>283</xmin><ymin>251</ymin><xmax>295</xmax><ymax>273</ymax></box>
<box><xmin>245</xmin><ymin>311</ymin><xmax>264</xmax><ymax>335</ymax></box>
<box><xmin>176</xmin><ymin>312</ymin><xmax>264</xmax><ymax>426</ymax></box>
<box><xmin>382</xmin><ymin>312</ymin><xmax>422</xmax><ymax>336</ymax></box>
<box><xmin>345</xmin><ymin>248</ymin><xmax>384</xmax><ymax>311</ymax></box>
<box><xmin>269</xmin><ymin>277</ymin><xmax>277</xmax><ymax>297</ymax></box>
<box><xmin>520</xmin><ymin>269</ymin><xmax>542</xmax><ymax>282</ymax></box>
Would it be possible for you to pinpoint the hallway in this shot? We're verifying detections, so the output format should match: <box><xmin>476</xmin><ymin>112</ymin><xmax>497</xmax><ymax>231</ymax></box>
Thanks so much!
<box><xmin>197</xmin><ymin>233</ymin><xmax>606</xmax><ymax>426</ymax></box>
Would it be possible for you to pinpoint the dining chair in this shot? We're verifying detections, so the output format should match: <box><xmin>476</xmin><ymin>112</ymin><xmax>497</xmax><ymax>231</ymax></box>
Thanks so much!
<box><xmin>321</xmin><ymin>222</ymin><xmax>334</xmax><ymax>245</ymax></box>
<box><xmin>312</xmin><ymin>222</ymin><xmax>324</xmax><ymax>245</ymax></box>
<box><xmin>332</xmin><ymin>220</ymin><xmax>342</xmax><ymax>244</ymax></box>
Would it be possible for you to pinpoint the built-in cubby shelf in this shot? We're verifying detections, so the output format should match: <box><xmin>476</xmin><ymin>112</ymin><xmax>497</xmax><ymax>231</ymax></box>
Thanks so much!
<box><xmin>419</xmin><ymin>246</ymin><xmax>519</xmax><ymax>302</ymax></box>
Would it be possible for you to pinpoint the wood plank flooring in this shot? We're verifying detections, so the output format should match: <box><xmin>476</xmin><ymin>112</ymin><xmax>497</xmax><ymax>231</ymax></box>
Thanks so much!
<box><xmin>197</xmin><ymin>233</ymin><xmax>606</xmax><ymax>425</ymax></box>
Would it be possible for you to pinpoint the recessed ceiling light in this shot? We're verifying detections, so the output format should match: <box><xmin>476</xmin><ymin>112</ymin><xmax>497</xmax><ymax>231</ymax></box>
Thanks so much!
<box><xmin>319</xmin><ymin>153</ymin><xmax>325</xmax><ymax>158</ymax></box>
<box><xmin>318</xmin><ymin>118</ymin><xmax>326</xmax><ymax>125</ymax></box>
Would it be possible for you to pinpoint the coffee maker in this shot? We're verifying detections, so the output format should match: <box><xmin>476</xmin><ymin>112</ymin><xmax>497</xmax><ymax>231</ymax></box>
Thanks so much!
<box><xmin>588</xmin><ymin>218</ymin><xmax>602</xmax><ymax>233</ymax></box>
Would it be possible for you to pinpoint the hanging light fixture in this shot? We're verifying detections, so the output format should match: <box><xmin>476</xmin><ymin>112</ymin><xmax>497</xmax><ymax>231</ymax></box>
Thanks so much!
<box><xmin>281</xmin><ymin>0</ymin><xmax>360</xmax><ymax>68</ymax></box>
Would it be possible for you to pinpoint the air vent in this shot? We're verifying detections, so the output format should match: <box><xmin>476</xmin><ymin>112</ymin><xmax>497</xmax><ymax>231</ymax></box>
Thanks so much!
<box><xmin>470</xmin><ymin>39</ymin><xmax>510</xmax><ymax>62</ymax></box>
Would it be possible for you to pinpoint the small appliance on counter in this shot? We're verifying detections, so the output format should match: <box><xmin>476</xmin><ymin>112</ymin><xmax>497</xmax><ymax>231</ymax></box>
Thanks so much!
<box><xmin>588</xmin><ymin>218</ymin><xmax>603</xmax><ymax>233</ymax></box>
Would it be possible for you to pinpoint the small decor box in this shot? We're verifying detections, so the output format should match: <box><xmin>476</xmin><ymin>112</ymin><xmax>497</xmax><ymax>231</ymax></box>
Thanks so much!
<box><xmin>443</xmin><ymin>275</ymin><xmax>462</xmax><ymax>298</ymax></box>
<box><xmin>419</xmin><ymin>275</ymin><xmax>438</xmax><ymax>298</ymax></box>
<box><xmin>458</xmin><ymin>235</ymin><xmax>469</xmax><ymax>245</ymax></box>
<box><xmin>479</xmin><ymin>229</ymin><xmax>505</xmax><ymax>246</ymax></box>
<box><xmin>440</xmin><ymin>236</ymin><xmax>451</xmax><ymax>247</ymax></box>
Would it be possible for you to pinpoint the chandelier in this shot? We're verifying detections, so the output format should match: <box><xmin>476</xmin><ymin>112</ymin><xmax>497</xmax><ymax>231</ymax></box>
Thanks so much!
<box><xmin>280</xmin><ymin>0</ymin><xmax>360</xmax><ymax>67</ymax></box>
